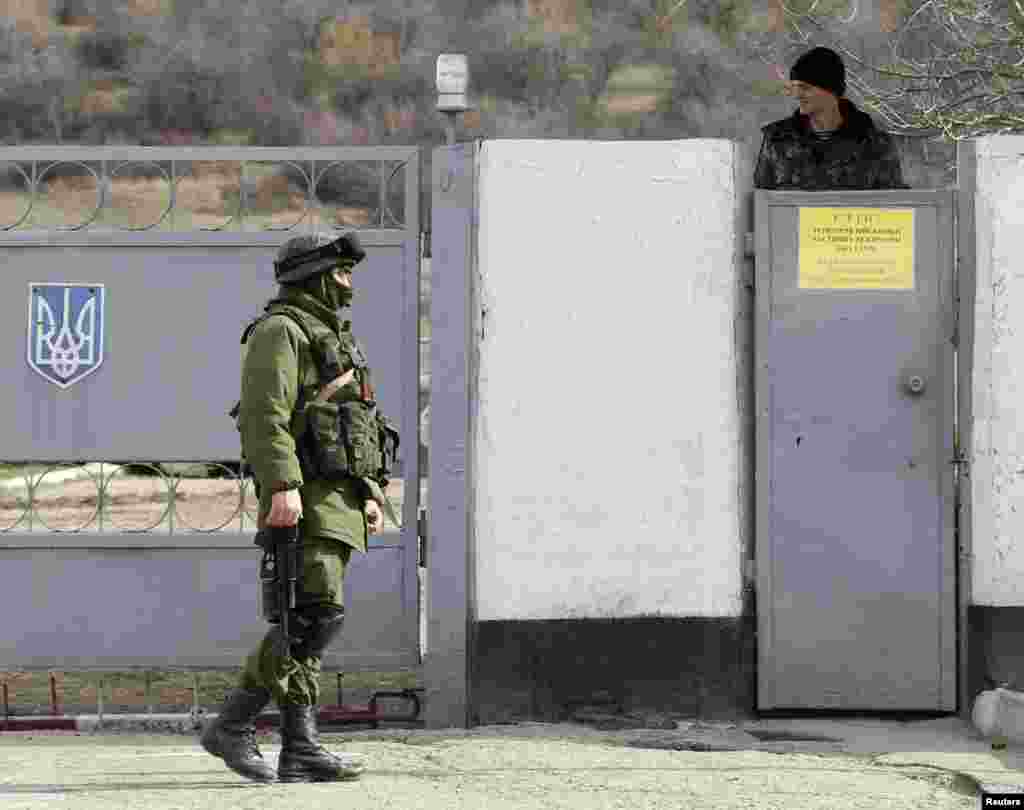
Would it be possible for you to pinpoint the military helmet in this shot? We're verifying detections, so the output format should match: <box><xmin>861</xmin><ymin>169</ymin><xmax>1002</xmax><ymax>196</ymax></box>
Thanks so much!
<box><xmin>274</xmin><ymin>231</ymin><xmax>366</xmax><ymax>284</ymax></box>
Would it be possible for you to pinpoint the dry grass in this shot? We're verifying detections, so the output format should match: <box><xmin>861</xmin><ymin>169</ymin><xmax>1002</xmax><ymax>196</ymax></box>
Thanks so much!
<box><xmin>39</xmin><ymin>175</ymin><xmax>100</xmax><ymax>223</ymax></box>
<box><xmin>0</xmin><ymin>168</ymin><xmax>380</xmax><ymax>230</ymax></box>
<box><xmin>0</xmin><ymin>474</ymin><xmax>404</xmax><ymax>533</ymax></box>
<box><xmin>125</xmin><ymin>0</ymin><xmax>170</xmax><ymax>16</ymax></box>
<box><xmin>319</xmin><ymin>16</ymin><xmax>401</xmax><ymax>75</ymax></box>
<box><xmin>8</xmin><ymin>0</ymin><xmax>50</xmax><ymax>48</ymax></box>
<box><xmin>0</xmin><ymin>669</ymin><xmax>420</xmax><ymax>714</ymax></box>
<box><xmin>0</xmin><ymin>475</ymin><xmax>254</xmax><ymax>532</ymax></box>
<box><xmin>527</xmin><ymin>0</ymin><xmax>582</xmax><ymax>34</ymax></box>
<box><xmin>602</xmin><ymin>93</ymin><xmax>662</xmax><ymax>115</ymax></box>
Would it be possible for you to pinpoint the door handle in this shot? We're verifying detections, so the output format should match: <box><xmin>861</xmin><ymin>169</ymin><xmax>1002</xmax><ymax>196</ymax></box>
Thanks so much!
<box><xmin>905</xmin><ymin>375</ymin><xmax>926</xmax><ymax>395</ymax></box>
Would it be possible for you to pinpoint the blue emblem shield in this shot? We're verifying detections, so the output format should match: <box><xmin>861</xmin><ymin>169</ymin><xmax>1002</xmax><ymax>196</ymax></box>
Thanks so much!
<box><xmin>27</xmin><ymin>283</ymin><xmax>106</xmax><ymax>389</ymax></box>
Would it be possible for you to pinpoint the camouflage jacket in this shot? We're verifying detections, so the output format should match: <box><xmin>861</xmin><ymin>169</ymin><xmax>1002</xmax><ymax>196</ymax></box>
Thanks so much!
<box><xmin>754</xmin><ymin>99</ymin><xmax>908</xmax><ymax>190</ymax></box>
<box><xmin>237</xmin><ymin>288</ymin><xmax>371</xmax><ymax>553</ymax></box>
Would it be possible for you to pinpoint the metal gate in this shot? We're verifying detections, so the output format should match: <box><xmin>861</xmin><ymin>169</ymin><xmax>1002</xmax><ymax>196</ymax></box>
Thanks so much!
<box><xmin>0</xmin><ymin>147</ymin><xmax>421</xmax><ymax>675</ymax></box>
<box><xmin>754</xmin><ymin>189</ymin><xmax>957</xmax><ymax>711</ymax></box>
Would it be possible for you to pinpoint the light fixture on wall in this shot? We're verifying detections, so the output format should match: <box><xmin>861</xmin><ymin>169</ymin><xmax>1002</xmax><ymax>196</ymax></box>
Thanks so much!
<box><xmin>436</xmin><ymin>53</ymin><xmax>471</xmax><ymax>146</ymax></box>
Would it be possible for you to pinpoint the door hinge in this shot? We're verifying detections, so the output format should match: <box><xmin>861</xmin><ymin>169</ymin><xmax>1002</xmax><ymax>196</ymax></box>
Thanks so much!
<box><xmin>743</xmin><ymin>232</ymin><xmax>755</xmax><ymax>292</ymax></box>
<box><xmin>952</xmin><ymin>294</ymin><xmax>959</xmax><ymax>348</ymax></box>
<box><xmin>417</xmin><ymin>508</ymin><xmax>428</xmax><ymax>566</ymax></box>
<box><xmin>951</xmin><ymin>452</ymin><xmax>969</xmax><ymax>468</ymax></box>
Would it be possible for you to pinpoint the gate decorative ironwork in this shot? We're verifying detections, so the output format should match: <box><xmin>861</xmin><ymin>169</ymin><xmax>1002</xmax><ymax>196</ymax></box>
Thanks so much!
<box><xmin>0</xmin><ymin>147</ymin><xmax>422</xmax><ymax>677</ymax></box>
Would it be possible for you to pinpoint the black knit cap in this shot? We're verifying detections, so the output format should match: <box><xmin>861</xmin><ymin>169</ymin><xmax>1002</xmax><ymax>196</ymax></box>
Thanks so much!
<box><xmin>790</xmin><ymin>46</ymin><xmax>846</xmax><ymax>98</ymax></box>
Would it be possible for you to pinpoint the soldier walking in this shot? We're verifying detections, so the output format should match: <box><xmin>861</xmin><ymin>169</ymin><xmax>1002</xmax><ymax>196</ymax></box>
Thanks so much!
<box><xmin>201</xmin><ymin>231</ymin><xmax>398</xmax><ymax>783</ymax></box>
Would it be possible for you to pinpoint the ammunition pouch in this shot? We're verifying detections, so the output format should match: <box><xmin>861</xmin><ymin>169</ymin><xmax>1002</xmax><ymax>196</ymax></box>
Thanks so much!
<box><xmin>233</xmin><ymin>303</ymin><xmax>401</xmax><ymax>490</ymax></box>
<box><xmin>301</xmin><ymin>400</ymin><xmax>350</xmax><ymax>479</ymax></box>
<box><xmin>300</xmin><ymin>399</ymin><xmax>388</xmax><ymax>481</ymax></box>
<box><xmin>338</xmin><ymin>400</ymin><xmax>380</xmax><ymax>479</ymax></box>
<box><xmin>376</xmin><ymin>413</ymin><xmax>400</xmax><ymax>484</ymax></box>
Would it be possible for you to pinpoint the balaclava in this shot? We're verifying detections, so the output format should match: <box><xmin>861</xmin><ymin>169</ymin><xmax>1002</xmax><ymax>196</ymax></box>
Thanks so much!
<box><xmin>296</xmin><ymin>259</ymin><xmax>356</xmax><ymax>311</ymax></box>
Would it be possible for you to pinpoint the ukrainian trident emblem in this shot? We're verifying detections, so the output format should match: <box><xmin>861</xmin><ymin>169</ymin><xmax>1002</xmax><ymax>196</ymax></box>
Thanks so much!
<box><xmin>27</xmin><ymin>283</ymin><xmax>106</xmax><ymax>389</ymax></box>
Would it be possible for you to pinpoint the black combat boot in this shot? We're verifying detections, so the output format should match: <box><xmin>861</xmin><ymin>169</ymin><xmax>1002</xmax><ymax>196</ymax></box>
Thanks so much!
<box><xmin>277</xmin><ymin>703</ymin><xmax>365</xmax><ymax>782</ymax></box>
<box><xmin>200</xmin><ymin>686</ymin><xmax>277</xmax><ymax>783</ymax></box>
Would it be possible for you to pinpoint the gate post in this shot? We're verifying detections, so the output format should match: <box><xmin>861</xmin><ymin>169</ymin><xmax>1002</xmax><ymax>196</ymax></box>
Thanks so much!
<box><xmin>955</xmin><ymin>140</ymin><xmax>976</xmax><ymax>723</ymax></box>
<box><xmin>425</xmin><ymin>141</ymin><xmax>479</xmax><ymax>728</ymax></box>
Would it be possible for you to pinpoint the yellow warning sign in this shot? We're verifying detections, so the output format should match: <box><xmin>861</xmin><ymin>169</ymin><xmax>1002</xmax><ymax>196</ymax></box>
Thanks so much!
<box><xmin>799</xmin><ymin>208</ymin><xmax>914</xmax><ymax>289</ymax></box>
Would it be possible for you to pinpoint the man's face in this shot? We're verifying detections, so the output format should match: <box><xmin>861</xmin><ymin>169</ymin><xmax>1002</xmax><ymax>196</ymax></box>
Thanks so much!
<box><xmin>785</xmin><ymin>80</ymin><xmax>836</xmax><ymax>117</ymax></box>
<box><xmin>332</xmin><ymin>267</ymin><xmax>353</xmax><ymax>289</ymax></box>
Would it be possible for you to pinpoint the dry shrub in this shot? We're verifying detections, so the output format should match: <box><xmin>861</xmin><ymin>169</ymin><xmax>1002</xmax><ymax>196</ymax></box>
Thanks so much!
<box><xmin>332</xmin><ymin>206</ymin><xmax>372</xmax><ymax>227</ymax></box>
<box><xmin>41</xmin><ymin>175</ymin><xmax>99</xmax><ymax>218</ymax></box>
<box><xmin>111</xmin><ymin>686</ymin><xmax>146</xmax><ymax>704</ymax></box>
<box><xmin>527</xmin><ymin>0</ymin><xmax>581</xmax><ymax>34</ymax></box>
<box><xmin>173</xmin><ymin>479</ymin><xmax>242</xmax><ymax>531</ymax></box>
<box><xmin>45</xmin><ymin>174</ymin><xmax>93</xmax><ymax>192</ymax></box>
<box><xmin>107</xmin><ymin>175</ymin><xmax>169</xmax><ymax>225</ymax></box>
<box><xmin>80</xmin><ymin>88</ymin><xmax>118</xmax><ymax>115</ymax></box>
<box><xmin>252</xmin><ymin>173</ymin><xmax>305</xmax><ymax>212</ymax></box>
<box><xmin>125</xmin><ymin>0</ymin><xmax>167</xmax><ymax>16</ymax></box>
<box><xmin>190</xmin><ymin>161</ymin><xmax>238</xmax><ymax>179</ymax></box>
<box><xmin>0</xmin><ymin>191</ymin><xmax>30</xmax><ymax>225</ymax></box>
<box><xmin>58</xmin><ymin>14</ymin><xmax>96</xmax><ymax>34</ymax></box>
<box><xmin>602</xmin><ymin>93</ymin><xmax>661</xmax><ymax>115</ymax></box>
<box><xmin>175</xmin><ymin>175</ymin><xmax>228</xmax><ymax>216</ymax></box>
<box><xmin>8</xmin><ymin>0</ymin><xmax>50</xmax><ymax>48</ymax></box>
<box><xmin>319</xmin><ymin>15</ymin><xmax>400</xmax><ymax>74</ymax></box>
<box><xmin>157</xmin><ymin>686</ymin><xmax>193</xmax><ymax>705</ymax></box>
<box><xmin>0</xmin><ymin>672</ymin><xmax>34</xmax><ymax>690</ymax></box>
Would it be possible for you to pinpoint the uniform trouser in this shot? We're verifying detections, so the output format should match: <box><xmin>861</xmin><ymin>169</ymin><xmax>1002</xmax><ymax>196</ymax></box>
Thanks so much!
<box><xmin>239</xmin><ymin>536</ymin><xmax>353</xmax><ymax>706</ymax></box>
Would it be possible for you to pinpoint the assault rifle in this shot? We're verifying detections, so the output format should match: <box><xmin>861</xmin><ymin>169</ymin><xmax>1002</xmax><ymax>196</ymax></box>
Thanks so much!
<box><xmin>256</xmin><ymin>524</ymin><xmax>300</xmax><ymax>659</ymax></box>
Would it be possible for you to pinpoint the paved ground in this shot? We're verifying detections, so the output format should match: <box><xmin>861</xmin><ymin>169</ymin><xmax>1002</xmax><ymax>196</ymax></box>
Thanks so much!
<box><xmin>0</xmin><ymin>715</ymin><xmax>1017</xmax><ymax>809</ymax></box>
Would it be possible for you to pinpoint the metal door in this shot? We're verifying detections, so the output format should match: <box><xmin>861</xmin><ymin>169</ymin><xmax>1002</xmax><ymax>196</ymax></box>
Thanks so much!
<box><xmin>0</xmin><ymin>147</ymin><xmax>421</xmax><ymax>673</ymax></box>
<box><xmin>755</xmin><ymin>190</ymin><xmax>957</xmax><ymax>710</ymax></box>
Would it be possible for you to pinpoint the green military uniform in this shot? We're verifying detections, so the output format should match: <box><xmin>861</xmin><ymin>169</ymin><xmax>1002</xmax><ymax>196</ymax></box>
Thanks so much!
<box><xmin>236</xmin><ymin>285</ymin><xmax>372</xmax><ymax>706</ymax></box>
<box><xmin>202</xmin><ymin>232</ymin><xmax>391</xmax><ymax>784</ymax></box>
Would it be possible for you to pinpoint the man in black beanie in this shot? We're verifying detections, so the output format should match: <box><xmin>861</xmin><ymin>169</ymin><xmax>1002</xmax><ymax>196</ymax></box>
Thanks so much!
<box><xmin>754</xmin><ymin>46</ymin><xmax>908</xmax><ymax>190</ymax></box>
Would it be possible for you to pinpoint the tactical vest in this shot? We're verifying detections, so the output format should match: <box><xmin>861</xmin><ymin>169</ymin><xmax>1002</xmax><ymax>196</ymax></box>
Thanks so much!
<box><xmin>229</xmin><ymin>303</ymin><xmax>400</xmax><ymax>488</ymax></box>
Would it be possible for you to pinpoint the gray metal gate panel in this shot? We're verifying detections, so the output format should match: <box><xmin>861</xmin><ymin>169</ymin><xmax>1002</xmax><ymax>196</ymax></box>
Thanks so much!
<box><xmin>0</xmin><ymin>534</ymin><xmax>412</xmax><ymax>671</ymax></box>
<box><xmin>2</xmin><ymin>233</ymin><xmax>413</xmax><ymax>461</ymax></box>
<box><xmin>755</xmin><ymin>190</ymin><xmax>957</xmax><ymax>710</ymax></box>
<box><xmin>0</xmin><ymin>147</ymin><xmax>420</xmax><ymax>673</ymax></box>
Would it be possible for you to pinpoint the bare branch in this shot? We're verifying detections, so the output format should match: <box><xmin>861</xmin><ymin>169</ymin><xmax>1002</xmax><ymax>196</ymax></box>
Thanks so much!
<box><xmin>744</xmin><ymin>0</ymin><xmax>1024</xmax><ymax>137</ymax></box>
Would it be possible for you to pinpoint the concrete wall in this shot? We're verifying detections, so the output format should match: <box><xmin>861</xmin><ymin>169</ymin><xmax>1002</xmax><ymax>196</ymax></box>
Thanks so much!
<box><xmin>432</xmin><ymin>135</ymin><xmax>1024</xmax><ymax>724</ymax></box>
<box><xmin>473</xmin><ymin>139</ymin><xmax>744</xmax><ymax>622</ymax></box>
<box><xmin>968</xmin><ymin>136</ymin><xmax>1024</xmax><ymax>607</ymax></box>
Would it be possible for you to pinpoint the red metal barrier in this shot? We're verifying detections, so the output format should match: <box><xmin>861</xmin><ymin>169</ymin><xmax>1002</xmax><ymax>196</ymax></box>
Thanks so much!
<box><xmin>0</xmin><ymin>717</ymin><xmax>76</xmax><ymax>732</ymax></box>
<box><xmin>254</xmin><ymin>689</ymin><xmax>423</xmax><ymax>731</ymax></box>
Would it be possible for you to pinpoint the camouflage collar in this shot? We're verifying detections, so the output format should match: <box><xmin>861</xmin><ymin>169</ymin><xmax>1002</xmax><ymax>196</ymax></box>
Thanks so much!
<box><xmin>268</xmin><ymin>288</ymin><xmax>343</xmax><ymax>334</ymax></box>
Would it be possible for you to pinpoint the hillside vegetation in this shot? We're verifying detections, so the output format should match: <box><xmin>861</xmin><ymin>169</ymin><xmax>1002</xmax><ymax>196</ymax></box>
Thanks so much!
<box><xmin>0</xmin><ymin>0</ymin><xmax>960</xmax><ymax>214</ymax></box>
